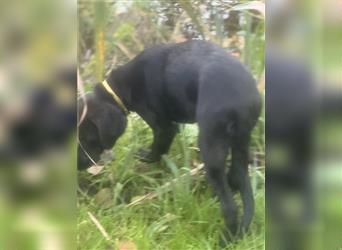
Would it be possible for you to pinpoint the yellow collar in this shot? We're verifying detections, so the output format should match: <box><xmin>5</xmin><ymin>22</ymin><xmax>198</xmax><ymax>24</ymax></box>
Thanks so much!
<box><xmin>101</xmin><ymin>80</ymin><xmax>129</xmax><ymax>115</ymax></box>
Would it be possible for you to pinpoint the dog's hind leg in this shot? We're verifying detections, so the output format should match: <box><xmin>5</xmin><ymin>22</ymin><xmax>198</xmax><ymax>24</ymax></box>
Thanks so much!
<box><xmin>228</xmin><ymin>127</ymin><xmax>254</xmax><ymax>235</ymax></box>
<box><xmin>198</xmin><ymin>121</ymin><xmax>238</xmax><ymax>241</ymax></box>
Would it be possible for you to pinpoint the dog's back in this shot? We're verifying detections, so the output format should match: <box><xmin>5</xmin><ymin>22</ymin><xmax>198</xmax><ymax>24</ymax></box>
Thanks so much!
<box><xmin>129</xmin><ymin>40</ymin><xmax>260</xmax><ymax>125</ymax></box>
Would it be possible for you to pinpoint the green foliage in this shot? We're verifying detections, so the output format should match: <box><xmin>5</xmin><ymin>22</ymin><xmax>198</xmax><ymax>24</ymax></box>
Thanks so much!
<box><xmin>242</xmin><ymin>13</ymin><xmax>265</xmax><ymax>77</ymax></box>
<box><xmin>114</xmin><ymin>23</ymin><xmax>135</xmax><ymax>42</ymax></box>
<box><xmin>78</xmin><ymin>115</ymin><xmax>265</xmax><ymax>249</ymax></box>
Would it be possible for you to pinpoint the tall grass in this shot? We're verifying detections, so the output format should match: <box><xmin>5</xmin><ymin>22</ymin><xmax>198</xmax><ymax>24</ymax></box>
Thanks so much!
<box><xmin>78</xmin><ymin>114</ymin><xmax>265</xmax><ymax>249</ymax></box>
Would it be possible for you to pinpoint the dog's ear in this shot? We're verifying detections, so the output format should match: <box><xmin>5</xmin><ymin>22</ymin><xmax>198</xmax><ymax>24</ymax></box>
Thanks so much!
<box><xmin>90</xmin><ymin>102</ymin><xmax>127</xmax><ymax>149</ymax></box>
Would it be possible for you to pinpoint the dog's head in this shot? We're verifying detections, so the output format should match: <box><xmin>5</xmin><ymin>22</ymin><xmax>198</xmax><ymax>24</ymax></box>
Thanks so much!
<box><xmin>77</xmin><ymin>92</ymin><xmax>127</xmax><ymax>170</ymax></box>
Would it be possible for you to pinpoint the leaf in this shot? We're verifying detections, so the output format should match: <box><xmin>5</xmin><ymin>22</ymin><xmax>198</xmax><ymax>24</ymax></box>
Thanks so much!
<box><xmin>94</xmin><ymin>188</ymin><xmax>112</xmax><ymax>207</ymax></box>
<box><xmin>114</xmin><ymin>23</ymin><xmax>135</xmax><ymax>41</ymax></box>
<box><xmin>231</xmin><ymin>1</ymin><xmax>265</xmax><ymax>18</ymax></box>
<box><xmin>87</xmin><ymin>165</ymin><xmax>104</xmax><ymax>175</ymax></box>
<box><xmin>117</xmin><ymin>240</ymin><xmax>137</xmax><ymax>250</ymax></box>
<box><xmin>162</xmin><ymin>155</ymin><xmax>179</xmax><ymax>177</ymax></box>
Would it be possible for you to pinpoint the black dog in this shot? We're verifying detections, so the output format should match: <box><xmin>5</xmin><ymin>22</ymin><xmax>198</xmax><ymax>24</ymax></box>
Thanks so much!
<box><xmin>78</xmin><ymin>40</ymin><xmax>261</xmax><ymax>240</ymax></box>
<box><xmin>265</xmin><ymin>51</ymin><xmax>316</xmax><ymax>249</ymax></box>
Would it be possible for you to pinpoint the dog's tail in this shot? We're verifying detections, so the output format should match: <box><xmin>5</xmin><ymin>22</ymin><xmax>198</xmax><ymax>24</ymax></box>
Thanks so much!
<box><xmin>226</xmin><ymin>101</ymin><xmax>261</xmax><ymax>140</ymax></box>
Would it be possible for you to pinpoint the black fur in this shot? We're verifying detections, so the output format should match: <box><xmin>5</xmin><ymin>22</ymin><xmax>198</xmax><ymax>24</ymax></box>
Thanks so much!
<box><xmin>265</xmin><ymin>52</ymin><xmax>316</xmax><ymax>234</ymax></box>
<box><xmin>78</xmin><ymin>40</ymin><xmax>261</xmax><ymax>241</ymax></box>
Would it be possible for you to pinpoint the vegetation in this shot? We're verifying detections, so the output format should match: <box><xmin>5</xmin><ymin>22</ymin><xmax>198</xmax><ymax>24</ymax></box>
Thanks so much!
<box><xmin>78</xmin><ymin>1</ymin><xmax>265</xmax><ymax>249</ymax></box>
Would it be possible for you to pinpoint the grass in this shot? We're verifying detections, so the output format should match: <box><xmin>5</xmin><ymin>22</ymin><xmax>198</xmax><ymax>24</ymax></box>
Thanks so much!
<box><xmin>77</xmin><ymin>114</ymin><xmax>265</xmax><ymax>250</ymax></box>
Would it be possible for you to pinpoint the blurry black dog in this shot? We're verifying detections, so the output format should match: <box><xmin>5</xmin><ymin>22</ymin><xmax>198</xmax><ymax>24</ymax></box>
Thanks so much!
<box><xmin>0</xmin><ymin>66</ymin><xmax>76</xmax><ymax>161</ymax></box>
<box><xmin>78</xmin><ymin>40</ymin><xmax>261</xmax><ymax>240</ymax></box>
<box><xmin>265</xmin><ymin>51</ymin><xmax>316</xmax><ymax>249</ymax></box>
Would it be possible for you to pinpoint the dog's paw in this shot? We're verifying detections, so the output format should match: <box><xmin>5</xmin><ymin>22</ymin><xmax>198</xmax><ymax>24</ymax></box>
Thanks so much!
<box><xmin>219</xmin><ymin>234</ymin><xmax>232</xmax><ymax>248</ymax></box>
<box><xmin>134</xmin><ymin>148</ymin><xmax>160</xmax><ymax>163</ymax></box>
<box><xmin>218</xmin><ymin>232</ymin><xmax>238</xmax><ymax>248</ymax></box>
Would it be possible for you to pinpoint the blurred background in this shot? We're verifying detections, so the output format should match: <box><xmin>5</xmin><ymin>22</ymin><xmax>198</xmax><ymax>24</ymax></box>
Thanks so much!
<box><xmin>266</xmin><ymin>0</ymin><xmax>342</xmax><ymax>249</ymax></box>
<box><xmin>0</xmin><ymin>0</ymin><xmax>76</xmax><ymax>249</ymax></box>
<box><xmin>78</xmin><ymin>1</ymin><xmax>265</xmax><ymax>250</ymax></box>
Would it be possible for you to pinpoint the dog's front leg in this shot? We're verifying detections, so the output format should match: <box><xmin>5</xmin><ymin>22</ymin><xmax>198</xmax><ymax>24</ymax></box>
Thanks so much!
<box><xmin>135</xmin><ymin>110</ymin><xmax>178</xmax><ymax>162</ymax></box>
<box><xmin>136</xmin><ymin>124</ymin><xmax>178</xmax><ymax>162</ymax></box>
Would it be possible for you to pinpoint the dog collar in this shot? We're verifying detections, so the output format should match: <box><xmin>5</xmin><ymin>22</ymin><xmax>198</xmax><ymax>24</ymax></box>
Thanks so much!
<box><xmin>101</xmin><ymin>80</ymin><xmax>129</xmax><ymax>115</ymax></box>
